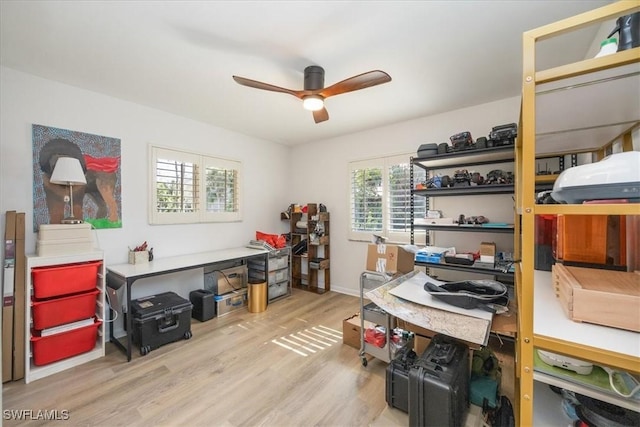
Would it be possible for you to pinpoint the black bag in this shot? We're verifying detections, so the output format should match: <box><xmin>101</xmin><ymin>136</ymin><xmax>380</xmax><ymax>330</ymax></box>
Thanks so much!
<box><xmin>424</xmin><ymin>279</ymin><xmax>509</xmax><ymax>313</ymax></box>
<box><xmin>491</xmin><ymin>396</ymin><xmax>514</xmax><ymax>427</ymax></box>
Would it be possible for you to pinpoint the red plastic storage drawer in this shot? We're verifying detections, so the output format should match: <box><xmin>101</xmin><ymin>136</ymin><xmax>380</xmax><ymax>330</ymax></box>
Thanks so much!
<box><xmin>31</xmin><ymin>289</ymin><xmax>99</xmax><ymax>330</ymax></box>
<box><xmin>30</xmin><ymin>320</ymin><xmax>101</xmax><ymax>366</ymax></box>
<box><xmin>31</xmin><ymin>261</ymin><xmax>101</xmax><ymax>299</ymax></box>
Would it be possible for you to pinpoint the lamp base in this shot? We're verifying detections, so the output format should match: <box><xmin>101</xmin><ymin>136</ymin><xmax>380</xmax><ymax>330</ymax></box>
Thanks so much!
<box><xmin>61</xmin><ymin>217</ymin><xmax>83</xmax><ymax>224</ymax></box>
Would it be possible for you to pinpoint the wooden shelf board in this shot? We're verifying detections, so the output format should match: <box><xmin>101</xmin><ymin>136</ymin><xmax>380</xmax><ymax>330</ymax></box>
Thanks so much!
<box><xmin>534</xmin><ymin>204</ymin><xmax>640</xmax><ymax>216</ymax></box>
<box><xmin>533</xmin><ymin>269</ymin><xmax>640</xmax><ymax>373</ymax></box>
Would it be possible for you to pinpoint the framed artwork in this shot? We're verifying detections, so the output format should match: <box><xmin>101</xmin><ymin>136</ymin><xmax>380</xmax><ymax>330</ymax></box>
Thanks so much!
<box><xmin>32</xmin><ymin>124</ymin><xmax>122</xmax><ymax>231</ymax></box>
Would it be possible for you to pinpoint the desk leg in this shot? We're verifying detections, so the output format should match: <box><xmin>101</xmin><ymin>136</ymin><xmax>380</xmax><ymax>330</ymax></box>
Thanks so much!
<box><xmin>126</xmin><ymin>279</ymin><xmax>133</xmax><ymax>361</ymax></box>
<box><xmin>107</xmin><ymin>279</ymin><xmax>134</xmax><ymax>361</ymax></box>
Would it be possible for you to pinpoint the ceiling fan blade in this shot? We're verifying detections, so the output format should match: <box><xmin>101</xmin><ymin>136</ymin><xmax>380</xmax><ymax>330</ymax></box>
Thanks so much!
<box><xmin>232</xmin><ymin>76</ymin><xmax>304</xmax><ymax>98</ymax></box>
<box><xmin>319</xmin><ymin>70</ymin><xmax>391</xmax><ymax>98</ymax></box>
<box><xmin>313</xmin><ymin>107</ymin><xmax>329</xmax><ymax>124</ymax></box>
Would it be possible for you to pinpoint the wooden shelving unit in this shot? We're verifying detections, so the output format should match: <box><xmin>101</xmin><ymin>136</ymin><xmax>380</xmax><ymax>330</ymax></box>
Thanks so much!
<box><xmin>289</xmin><ymin>203</ymin><xmax>330</xmax><ymax>294</ymax></box>
<box><xmin>517</xmin><ymin>2</ymin><xmax>640</xmax><ymax>424</ymax></box>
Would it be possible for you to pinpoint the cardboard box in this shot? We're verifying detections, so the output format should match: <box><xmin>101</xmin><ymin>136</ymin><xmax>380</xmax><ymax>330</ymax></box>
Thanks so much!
<box><xmin>3</xmin><ymin>210</ymin><xmax>16</xmax><ymax>382</ymax></box>
<box><xmin>480</xmin><ymin>242</ymin><xmax>496</xmax><ymax>264</ymax></box>
<box><xmin>13</xmin><ymin>212</ymin><xmax>25</xmax><ymax>380</ymax></box>
<box><xmin>413</xmin><ymin>335</ymin><xmax>432</xmax><ymax>355</ymax></box>
<box><xmin>342</xmin><ymin>313</ymin><xmax>375</xmax><ymax>349</ymax></box>
<box><xmin>366</xmin><ymin>244</ymin><xmax>414</xmax><ymax>274</ymax></box>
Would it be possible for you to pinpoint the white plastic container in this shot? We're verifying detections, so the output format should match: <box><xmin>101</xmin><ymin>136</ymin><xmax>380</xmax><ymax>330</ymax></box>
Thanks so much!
<box><xmin>595</xmin><ymin>37</ymin><xmax>618</xmax><ymax>58</ymax></box>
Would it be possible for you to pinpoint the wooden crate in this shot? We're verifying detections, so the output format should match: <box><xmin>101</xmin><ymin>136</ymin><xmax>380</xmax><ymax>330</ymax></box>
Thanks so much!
<box><xmin>552</xmin><ymin>264</ymin><xmax>640</xmax><ymax>332</ymax></box>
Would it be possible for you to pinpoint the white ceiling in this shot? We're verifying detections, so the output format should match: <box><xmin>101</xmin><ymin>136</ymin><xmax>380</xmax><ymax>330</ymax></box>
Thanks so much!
<box><xmin>0</xmin><ymin>1</ymin><xmax>614</xmax><ymax>146</ymax></box>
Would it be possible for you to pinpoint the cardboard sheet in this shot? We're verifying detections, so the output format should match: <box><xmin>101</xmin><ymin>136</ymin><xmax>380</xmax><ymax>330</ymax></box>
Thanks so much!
<box><xmin>365</xmin><ymin>271</ymin><xmax>492</xmax><ymax>346</ymax></box>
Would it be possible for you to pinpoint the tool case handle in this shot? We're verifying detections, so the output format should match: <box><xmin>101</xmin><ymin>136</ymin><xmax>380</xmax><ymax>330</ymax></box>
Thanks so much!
<box><xmin>157</xmin><ymin>319</ymin><xmax>180</xmax><ymax>333</ymax></box>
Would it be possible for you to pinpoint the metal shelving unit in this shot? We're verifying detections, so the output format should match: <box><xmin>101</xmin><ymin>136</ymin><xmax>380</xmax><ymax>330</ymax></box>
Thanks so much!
<box><xmin>358</xmin><ymin>271</ymin><xmax>397</xmax><ymax>367</ymax></box>
<box><xmin>410</xmin><ymin>146</ymin><xmax>521</xmax><ymax>281</ymax></box>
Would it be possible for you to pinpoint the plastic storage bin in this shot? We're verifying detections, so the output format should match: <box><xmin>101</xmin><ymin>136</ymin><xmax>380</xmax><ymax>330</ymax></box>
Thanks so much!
<box><xmin>30</xmin><ymin>319</ymin><xmax>102</xmax><ymax>366</ymax></box>
<box><xmin>31</xmin><ymin>261</ymin><xmax>101</xmax><ymax>299</ymax></box>
<box><xmin>31</xmin><ymin>289</ymin><xmax>99</xmax><ymax>330</ymax></box>
<box><xmin>268</xmin><ymin>281</ymin><xmax>289</xmax><ymax>300</ymax></box>
<box><xmin>215</xmin><ymin>289</ymin><xmax>248</xmax><ymax>316</ymax></box>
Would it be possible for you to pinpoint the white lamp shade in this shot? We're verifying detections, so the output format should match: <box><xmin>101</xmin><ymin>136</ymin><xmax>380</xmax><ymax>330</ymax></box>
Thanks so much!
<box><xmin>49</xmin><ymin>157</ymin><xmax>87</xmax><ymax>185</ymax></box>
<box><xmin>302</xmin><ymin>95</ymin><xmax>324</xmax><ymax>111</ymax></box>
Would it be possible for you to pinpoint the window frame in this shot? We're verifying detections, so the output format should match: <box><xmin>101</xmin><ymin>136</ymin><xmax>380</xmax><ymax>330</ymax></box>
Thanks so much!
<box><xmin>149</xmin><ymin>145</ymin><xmax>242</xmax><ymax>225</ymax></box>
<box><xmin>348</xmin><ymin>153</ymin><xmax>426</xmax><ymax>244</ymax></box>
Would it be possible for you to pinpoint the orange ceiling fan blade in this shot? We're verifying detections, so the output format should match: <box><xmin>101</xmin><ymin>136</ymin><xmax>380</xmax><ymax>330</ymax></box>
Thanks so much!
<box><xmin>313</xmin><ymin>107</ymin><xmax>329</xmax><ymax>124</ymax></box>
<box><xmin>319</xmin><ymin>70</ymin><xmax>391</xmax><ymax>98</ymax></box>
<box><xmin>232</xmin><ymin>76</ymin><xmax>304</xmax><ymax>98</ymax></box>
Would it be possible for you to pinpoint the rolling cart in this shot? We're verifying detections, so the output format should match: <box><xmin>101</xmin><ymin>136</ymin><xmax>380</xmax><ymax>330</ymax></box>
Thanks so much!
<box><xmin>359</xmin><ymin>271</ymin><xmax>412</xmax><ymax>367</ymax></box>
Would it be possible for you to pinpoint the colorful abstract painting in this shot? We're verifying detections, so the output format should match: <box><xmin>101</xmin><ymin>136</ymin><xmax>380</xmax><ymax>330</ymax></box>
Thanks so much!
<box><xmin>32</xmin><ymin>124</ymin><xmax>122</xmax><ymax>231</ymax></box>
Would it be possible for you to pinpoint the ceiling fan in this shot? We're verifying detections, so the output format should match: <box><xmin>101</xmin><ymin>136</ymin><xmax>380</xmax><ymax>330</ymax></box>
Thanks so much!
<box><xmin>232</xmin><ymin>66</ymin><xmax>391</xmax><ymax>124</ymax></box>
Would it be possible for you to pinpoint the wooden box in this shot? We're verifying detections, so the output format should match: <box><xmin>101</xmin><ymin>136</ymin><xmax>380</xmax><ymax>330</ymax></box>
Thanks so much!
<box><xmin>552</xmin><ymin>264</ymin><xmax>640</xmax><ymax>332</ymax></box>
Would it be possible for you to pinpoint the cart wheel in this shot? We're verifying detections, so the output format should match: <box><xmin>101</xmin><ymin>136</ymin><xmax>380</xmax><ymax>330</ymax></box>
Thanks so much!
<box><xmin>184</xmin><ymin>330</ymin><xmax>192</xmax><ymax>340</ymax></box>
<box><xmin>361</xmin><ymin>356</ymin><xmax>368</xmax><ymax>367</ymax></box>
<box><xmin>140</xmin><ymin>345</ymin><xmax>150</xmax><ymax>356</ymax></box>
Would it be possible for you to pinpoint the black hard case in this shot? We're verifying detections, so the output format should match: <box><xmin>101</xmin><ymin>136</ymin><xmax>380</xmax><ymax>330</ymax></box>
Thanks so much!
<box><xmin>131</xmin><ymin>292</ymin><xmax>193</xmax><ymax>354</ymax></box>
<box><xmin>189</xmin><ymin>289</ymin><xmax>215</xmax><ymax>322</ymax></box>
<box><xmin>408</xmin><ymin>334</ymin><xmax>469</xmax><ymax>427</ymax></box>
<box><xmin>386</xmin><ymin>345</ymin><xmax>417</xmax><ymax>413</ymax></box>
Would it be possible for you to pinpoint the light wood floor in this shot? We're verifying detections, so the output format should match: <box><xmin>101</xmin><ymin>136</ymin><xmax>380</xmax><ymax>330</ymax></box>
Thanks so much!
<box><xmin>3</xmin><ymin>289</ymin><xmax>397</xmax><ymax>427</ymax></box>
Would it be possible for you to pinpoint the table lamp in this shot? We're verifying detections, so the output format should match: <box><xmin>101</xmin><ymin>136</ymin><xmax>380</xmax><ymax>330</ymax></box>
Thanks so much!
<box><xmin>49</xmin><ymin>156</ymin><xmax>87</xmax><ymax>224</ymax></box>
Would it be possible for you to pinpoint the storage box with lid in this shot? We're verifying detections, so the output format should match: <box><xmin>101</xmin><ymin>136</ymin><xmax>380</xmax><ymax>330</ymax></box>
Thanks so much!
<box><xmin>36</xmin><ymin>223</ymin><xmax>94</xmax><ymax>256</ymax></box>
<box><xmin>204</xmin><ymin>265</ymin><xmax>247</xmax><ymax>295</ymax></box>
<box><xmin>214</xmin><ymin>288</ymin><xmax>248</xmax><ymax>317</ymax></box>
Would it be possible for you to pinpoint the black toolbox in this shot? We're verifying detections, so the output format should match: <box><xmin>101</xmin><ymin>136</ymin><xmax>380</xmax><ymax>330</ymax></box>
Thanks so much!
<box><xmin>131</xmin><ymin>291</ymin><xmax>193</xmax><ymax>356</ymax></box>
<box><xmin>408</xmin><ymin>334</ymin><xmax>469</xmax><ymax>427</ymax></box>
<box><xmin>386</xmin><ymin>344</ymin><xmax>417</xmax><ymax>413</ymax></box>
<box><xmin>189</xmin><ymin>289</ymin><xmax>215</xmax><ymax>322</ymax></box>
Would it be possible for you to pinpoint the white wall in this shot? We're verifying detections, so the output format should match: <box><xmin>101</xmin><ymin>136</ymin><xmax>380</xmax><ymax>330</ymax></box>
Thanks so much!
<box><xmin>0</xmin><ymin>66</ymin><xmax>291</xmax><ymax>304</ymax></box>
<box><xmin>289</xmin><ymin>97</ymin><xmax>522</xmax><ymax>296</ymax></box>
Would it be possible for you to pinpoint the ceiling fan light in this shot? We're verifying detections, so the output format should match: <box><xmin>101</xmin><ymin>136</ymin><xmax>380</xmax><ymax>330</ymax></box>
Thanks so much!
<box><xmin>303</xmin><ymin>95</ymin><xmax>324</xmax><ymax>111</ymax></box>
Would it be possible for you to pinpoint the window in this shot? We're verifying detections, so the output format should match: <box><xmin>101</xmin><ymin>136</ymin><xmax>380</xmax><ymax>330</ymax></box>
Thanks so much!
<box><xmin>349</xmin><ymin>154</ymin><xmax>426</xmax><ymax>243</ymax></box>
<box><xmin>150</xmin><ymin>146</ymin><xmax>242</xmax><ymax>224</ymax></box>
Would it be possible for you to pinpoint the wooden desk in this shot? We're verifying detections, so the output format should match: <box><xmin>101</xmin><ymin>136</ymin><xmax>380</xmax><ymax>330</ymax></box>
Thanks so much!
<box><xmin>106</xmin><ymin>247</ymin><xmax>268</xmax><ymax>361</ymax></box>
